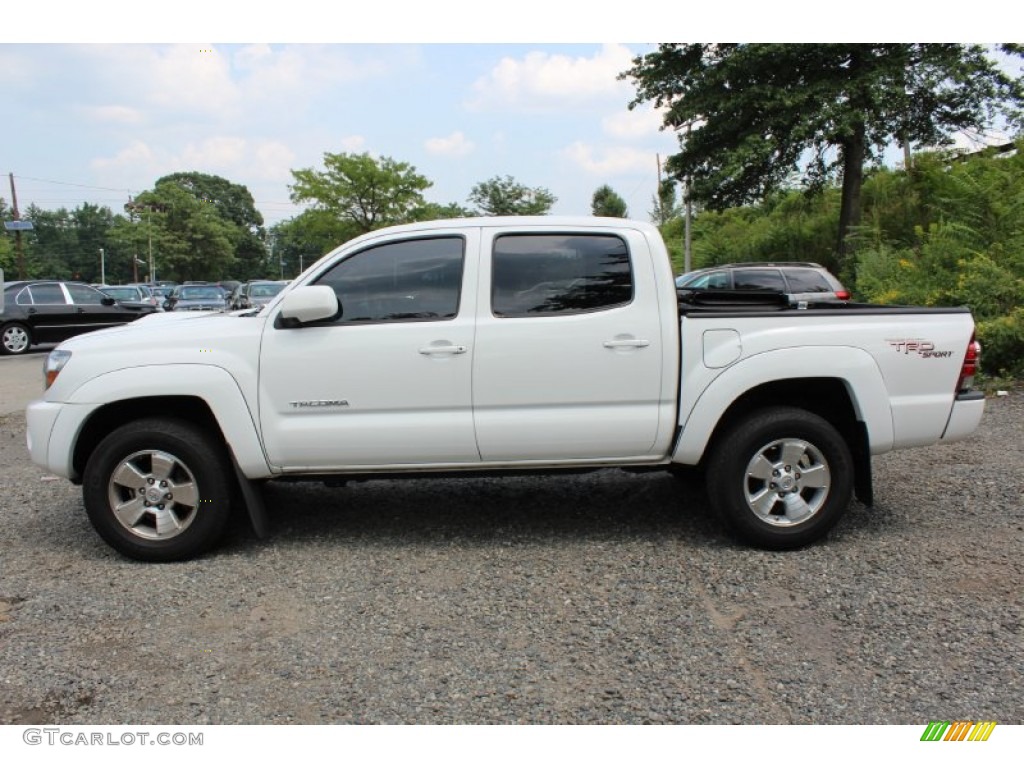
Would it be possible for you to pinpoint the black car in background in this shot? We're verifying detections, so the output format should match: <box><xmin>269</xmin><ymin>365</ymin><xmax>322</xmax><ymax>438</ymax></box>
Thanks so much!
<box><xmin>1</xmin><ymin>280</ymin><xmax>158</xmax><ymax>355</ymax></box>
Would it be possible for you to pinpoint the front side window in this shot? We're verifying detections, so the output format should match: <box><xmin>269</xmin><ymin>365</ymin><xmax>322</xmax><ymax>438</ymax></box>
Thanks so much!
<box><xmin>67</xmin><ymin>283</ymin><xmax>107</xmax><ymax>305</ymax></box>
<box><xmin>491</xmin><ymin>234</ymin><xmax>633</xmax><ymax>317</ymax></box>
<box><xmin>314</xmin><ymin>236</ymin><xmax>464</xmax><ymax>323</ymax></box>
<box><xmin>683</xmin><ymin>271</ymin><xmax>730</xmax><ymax>290</ymax></box>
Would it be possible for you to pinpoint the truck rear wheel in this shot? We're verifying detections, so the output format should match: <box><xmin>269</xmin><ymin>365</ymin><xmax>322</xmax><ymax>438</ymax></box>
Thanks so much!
<box><xmin>82</xmin><ymin>418</ymin><xmax>232</xmax><ymax>561</ymax></box>
<box><xmin>706</xmin><ymin>407</ymin><xmax>853</xmax><ymax>549</ymax></box>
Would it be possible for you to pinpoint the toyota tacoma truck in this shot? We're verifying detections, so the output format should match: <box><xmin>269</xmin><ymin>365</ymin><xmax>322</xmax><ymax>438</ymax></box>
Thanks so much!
<box><xmin>25</xmin><ymin>217</ymin><xmax>985</xmax><ymax>561</ymax></box>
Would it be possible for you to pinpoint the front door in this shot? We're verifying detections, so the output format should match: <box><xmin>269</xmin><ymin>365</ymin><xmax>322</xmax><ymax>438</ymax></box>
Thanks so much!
<box><xmin>258</xmin><ymin>231</ymin><xmax>480</xmax><ymax>470</ymax></box>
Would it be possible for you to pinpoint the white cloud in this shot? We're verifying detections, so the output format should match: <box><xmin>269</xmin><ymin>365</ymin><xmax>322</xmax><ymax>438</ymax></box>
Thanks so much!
<box><xmin>337</xmin><ymin>135</ymin><xmax>367</xmax><ymax>152</ymax></box>
<box><xmin>91</xmin><ymin>137</ymin><xmax>298</xmax><ymax>187</ymax></box>
<box><xmin>91</xmin><ymin>140</ymin><xmax>161</xmax><ymax>174</ymax></box>
<box><xmin>602</xmin><ymin>105</ymin><xmax>666</xmax><ymax>139</ymax></box>
<box><xmin>562</xmin><ymin>142</ymin><xmax>655</xmax><ymax>176</ymax></box>
<box><xmin>469</xmin><ymin>44</ymin><xmax>635</xmax><ymax>111</ymax></box>
<box><xmin>425</xmin><ymin>131</ymin><xmax>475</xmax><ymax>157</ymax></box>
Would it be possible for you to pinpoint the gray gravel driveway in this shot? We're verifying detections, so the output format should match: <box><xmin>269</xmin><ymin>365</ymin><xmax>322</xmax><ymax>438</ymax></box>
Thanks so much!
<box><xmin>0</xmin><ymin>387</ymin><xmax>1020</xmax><ymax>724</ymax></box>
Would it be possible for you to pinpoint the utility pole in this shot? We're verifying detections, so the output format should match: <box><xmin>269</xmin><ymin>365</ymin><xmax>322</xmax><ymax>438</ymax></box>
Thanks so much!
<box><xmin>683</xmin><ymin>123</ymin><xmax>693</xmax><ymax>274</ymax></box>
<box><xmin>8</xmin><ymin>173</ymin><xmax>27</xmax><ymax>279</ymax></box>
<box><xmin>99</xmin><ymin>248</ymin><xmax>106</xmax><ymax>285</ymax></box>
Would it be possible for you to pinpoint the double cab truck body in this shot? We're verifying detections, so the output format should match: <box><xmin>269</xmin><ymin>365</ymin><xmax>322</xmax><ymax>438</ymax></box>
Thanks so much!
<box><xmin>25</xmin><ymin>217</ymin><xmax>985</xmax><ymax>560</ymax></box>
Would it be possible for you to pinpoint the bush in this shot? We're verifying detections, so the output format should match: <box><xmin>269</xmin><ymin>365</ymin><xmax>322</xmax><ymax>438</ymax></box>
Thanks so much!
<box><xmin>977</xmin><ymin>309</ymin><xmax>1024</xmax><ymax>378</ymax></box>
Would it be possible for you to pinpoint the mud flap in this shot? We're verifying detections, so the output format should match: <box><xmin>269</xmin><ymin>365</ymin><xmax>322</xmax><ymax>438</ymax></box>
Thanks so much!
<box><xmin>230</xmin><ymin>451</ymin><xmax>269</xmax><ymax>538</ymax></box>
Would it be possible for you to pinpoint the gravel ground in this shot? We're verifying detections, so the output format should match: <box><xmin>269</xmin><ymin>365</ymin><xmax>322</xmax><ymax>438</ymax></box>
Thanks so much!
<box><xmin>0</xmin><ymin>395</ymin><xmax>1021</xmax><ymax>725</ymax></box>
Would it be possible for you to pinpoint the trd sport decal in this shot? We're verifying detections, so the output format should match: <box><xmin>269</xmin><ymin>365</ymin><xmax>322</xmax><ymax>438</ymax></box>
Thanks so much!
<box><xmin>887</xmin><ymin>339</ymin><xmax>954</xmax><ymax>359</ymax></box>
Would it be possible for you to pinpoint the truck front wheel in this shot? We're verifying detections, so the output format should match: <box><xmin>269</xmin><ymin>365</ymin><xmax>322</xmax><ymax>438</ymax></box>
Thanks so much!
<box><xmin>706</xmin><ymin>407</ymin><xmax>853</xmax><ymax>549</ymax></box>
<box><xmin>82</xmin><ymin>418</ymin><xmax>232</xmax><ymax>561</ymax></box>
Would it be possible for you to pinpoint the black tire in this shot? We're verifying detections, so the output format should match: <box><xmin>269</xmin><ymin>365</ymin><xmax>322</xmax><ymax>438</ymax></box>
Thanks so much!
<box><xmin>705</xmin><ymin>407</ymin><xmax>853</xmax><ymax>549</ymax></box>
<box><xmin>0</xmin><ymin>322</ymin><xmax>32</xmax><ymax>355</ymax></box>
<box><xmin>82</xmin><ymin>418</ymin><xmax>233</xmax><ymax>561</ymax></box>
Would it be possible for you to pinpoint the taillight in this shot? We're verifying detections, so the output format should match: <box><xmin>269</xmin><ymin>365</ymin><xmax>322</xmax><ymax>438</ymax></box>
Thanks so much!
<box><xmin>957</xmin><ymin>333</ymin><xmax>981</xmax><ymax>393</ymax></box>
<box><xmin>835</xmin><ymin>289</ymin><xmax>851</xmax><ymax>301</ymax></box>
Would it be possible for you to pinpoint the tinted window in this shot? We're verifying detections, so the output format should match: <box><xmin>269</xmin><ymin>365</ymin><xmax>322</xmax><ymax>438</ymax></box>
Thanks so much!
<box><xmin>733</xmin><ymin>269</ymin><xmax>786</xmax><ymax>291</ymax></box>
<box><xmin>314</xmin><ymin>237</ymin><xmax>464</xmax><ymax>323</ymax></box>
<box><xmin>67</xmin><ymin>284</ymin><xmax>108</xmax><ymax>304</ymax></box>
<box><xmin>682</xmin><ymin>271</ymin><xmax>730</xmax><ymax>290</ymax></box>
<box><xmin>29</xmin><ymin>283</ymin><xmax>67</xmax><ymax>304</ymax></box>
<box><xmin>180</xmin><ymin>287</ymin><xmax>224</xmax><ymax>300</ymax></box>
<box><xmin>785</xmin><ymin>268</ymin><xmax>833</xmax><ymax>293</ymax></box>
<box><xmin>102</xmin><ymin>287</ymin><xmax>139</xmax><ymax>301</ymax></box>
<box><xmin>492</xmin><ymin>234</ymin><xmax>632</xmax><ymax>317</ymax></box>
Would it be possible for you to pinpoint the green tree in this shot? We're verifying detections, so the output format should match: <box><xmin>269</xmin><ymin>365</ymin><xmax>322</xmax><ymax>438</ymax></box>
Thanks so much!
<box><xmin>650</xmin><ymin>178</ymin><xmax>679</xmax><ymax>226</ymax></box>
<box><xmin>468</xmin><ymin>175</ymin><xmax>556</xmax><ymax>216</ymax></box>
<box><xmin>120</xmin><ymin>182</ymin><xmax>236</xmax><ymax>282</ymax></box>
<box><xmin>156</xmin><ymin>172</ymin><xmax>268</xmax><ymax>280</ymax></box>
<box><xmin>623</xmin><ymin>44</ymin><xmax>1024</xmax><ymax>269</ymax></box>
<box><xmin>591</xmin><ymin>185</ymin><xmax>628</xmax><ymax>218</ymax></box>
<box><xmin>289</xmin><ymin>152</ymin><xmax>433</xmax><ymax>233</ymax></box>
<box><xmin>270</xmin><ymin>209</ymin><xmax>361</xmax><ymax>278</ymax></box>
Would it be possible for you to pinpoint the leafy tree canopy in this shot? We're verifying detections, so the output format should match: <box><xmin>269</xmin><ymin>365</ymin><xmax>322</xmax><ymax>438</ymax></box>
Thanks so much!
<box><xmin>120</xmin><ymin>182</ymin><xmax>236</xmax><ymax>281</ymax></box>
<box><xmin>468</xmin><ymin>175</ymin><xmax>556</xmax><ymax>216</ymax></box>
<box><xmin>156</xmin><ymin>171</ymin><xmax>264</xmax><ymax>234</ymax></box>
<box><xmin>591</xmin><ymin>185</ymin><xmax>628</xmax><ymax>218</ymax></box>
<box><xmin>624</xmin><ymin>44</ymin><xmax>1024</xmax><ymax>263</ymax></box>
<box><xmin>289</xmin><ymin>152</ymin><xmax>433</xmax><ymax>233</ymax></box>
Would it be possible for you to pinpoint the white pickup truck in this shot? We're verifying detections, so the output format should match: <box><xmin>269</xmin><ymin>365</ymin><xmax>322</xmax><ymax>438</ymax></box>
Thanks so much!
<box><xmin>26</xmin><ymin>217</ymin><xmax>985</xmax><ymax>561</ymax></box>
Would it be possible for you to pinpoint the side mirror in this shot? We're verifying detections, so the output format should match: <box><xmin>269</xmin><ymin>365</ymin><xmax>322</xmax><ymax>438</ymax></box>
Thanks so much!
<box><xmin>277</xmin><ymin>286</ymin><xmax>339</xmax><ymax>326</ymax></box>
<box><xmin>101</xmin><ymin>296</ymin><xmax>116</xmax><ymax>306</ymax></box>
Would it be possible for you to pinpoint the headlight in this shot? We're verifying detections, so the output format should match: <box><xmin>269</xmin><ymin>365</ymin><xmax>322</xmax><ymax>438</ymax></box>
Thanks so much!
<box><xmin>43</xmin><ymin>349</ymin><xmax>72</xmax><ymax>390</ymax></box>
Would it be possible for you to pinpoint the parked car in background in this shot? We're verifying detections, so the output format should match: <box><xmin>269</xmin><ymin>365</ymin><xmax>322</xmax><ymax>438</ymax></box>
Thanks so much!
<box><xmin>229</xmin><ymin>280</ymin><xmax>287</xmax><ymax>310</ymax></box>
<box><xmin>163</xmin><ymin>284</ymin><xmax>228</xmax><ymax>312</ymax></box>
<box><xmin>1</xmin><ymin>280</ymin><xmax>158</xmax><ymax>355</ymax></box>
<box><xmin>676</xmin><ymin>262</ymin><xmax>850</xmax><ymax>304</ymax></box>
<box><xmin>100</xmin><ymin>284</ymin><xmax>163</xmax><ymax>311</ymax></box>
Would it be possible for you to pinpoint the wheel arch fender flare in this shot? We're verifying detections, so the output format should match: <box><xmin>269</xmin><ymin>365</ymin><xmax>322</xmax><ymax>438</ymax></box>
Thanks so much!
<box><xmin>65</xmin><ymin>364</ymin><xmax>270</xmax><ymax>478</ymax></box>
<box><xmin>672</xmin><ymin>346</ymin><xmax>894</xmax><ymax>466</ymax></box>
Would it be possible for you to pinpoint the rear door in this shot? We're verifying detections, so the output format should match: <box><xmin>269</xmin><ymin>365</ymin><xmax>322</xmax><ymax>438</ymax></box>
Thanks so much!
<box><xmin>472</xmin><ymin>227</ymin><xmax>665</xmax><ymax>462</ymax></box>
<box><xmin>19</xmin><ymin>282</ymin><xmax>75</xmax><ymax>343</ymax></box>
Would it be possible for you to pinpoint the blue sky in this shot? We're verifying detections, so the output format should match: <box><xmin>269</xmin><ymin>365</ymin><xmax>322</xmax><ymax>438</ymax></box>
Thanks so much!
<box><xmin>1</xmin><ymin>4</ymin><xmax>1015</xmax><ymax>231</ymax></box>
<box><xmin>0</xmin><ymin>41</ymin><xmax>678</xmax><ymax>227</ymax></box>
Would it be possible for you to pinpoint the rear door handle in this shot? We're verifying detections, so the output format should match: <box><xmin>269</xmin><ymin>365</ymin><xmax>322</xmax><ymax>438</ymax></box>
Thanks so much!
<box><xmin>603</xmin><ymin>339</ymin><xmax>650</xmax><ymax>349</ymax></box>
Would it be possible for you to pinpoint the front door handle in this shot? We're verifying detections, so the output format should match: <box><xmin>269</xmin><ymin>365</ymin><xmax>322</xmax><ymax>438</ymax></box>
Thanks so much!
<box><xmin>603</xmin><ymin>338</ymin><xmax>650</xmax><ymax>349</ymax></box>
<box><xmin>419</xmin><ymin>344</ymin><xmax>468</xmax><ymax>355</ymax></box>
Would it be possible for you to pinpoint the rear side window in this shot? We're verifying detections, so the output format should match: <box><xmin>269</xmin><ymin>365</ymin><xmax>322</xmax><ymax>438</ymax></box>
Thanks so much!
<box><xmin>491</xmin><ymin>233</ymin><xmax>632</xmax><ymax>317</ymax></box>
<box><xmin>314</xmin><ymin>236</ymin><xmax>464</xmax><ymax>323</ymax></box>
<box><xmin>785</xmin><ymin>268</ymin><xmax>834</xmax><ymax>294</ymax></box>
<box><xmin>27</xmin><ymin>283</ymin><xmax>67</xmax><ymax>304</ymax></box>
<box><xmin>733</xmin><ymin>269</ymin><xmax>786</xmax><ymax>291</ymax></box>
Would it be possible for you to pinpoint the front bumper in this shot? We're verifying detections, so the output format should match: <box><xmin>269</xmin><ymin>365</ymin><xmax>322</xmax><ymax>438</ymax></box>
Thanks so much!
<box><xmin>25</xmin><ymin>400</ymin><xmax>97</xmax><ymax>481</ymax></box>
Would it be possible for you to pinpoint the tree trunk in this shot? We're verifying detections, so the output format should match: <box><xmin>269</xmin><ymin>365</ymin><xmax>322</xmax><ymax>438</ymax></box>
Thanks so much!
<box><xmin>836</xmin><ymin>122</ymin><xmax>866</xmax><ymax>273</ymax></box>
